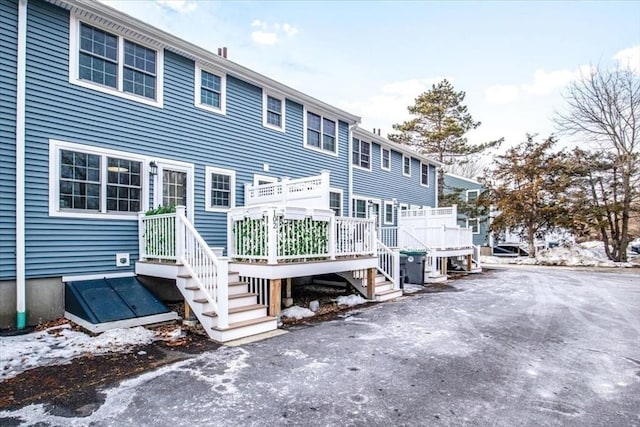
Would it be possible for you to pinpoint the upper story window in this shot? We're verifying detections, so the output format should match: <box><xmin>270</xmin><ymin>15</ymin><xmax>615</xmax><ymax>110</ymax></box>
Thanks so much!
<box><xmin>195</xmin><ymin>65</ymin><xmax>227</xmax><ymax>114</ymax></box>
<box><xmin>381</xmin><ymin>148</ymin><xmax>391</xmax><ymax>171</ymax></box>
<box><xmin>70</xmin><ymin>17</ymin><xmax>163</xmax><ymax>107</ymax></box>
<box><xmin>466</xmin><ymin>189</ymin><xmax>480</xmax><ymax>202</ymax></box>
<box><xmin>330</xmin><ymin>190</ymin><xmax>343</xmax><ymax>216</ymax></box>
<box><xmin>263</xmin><ymin>92</ymin><xmax>285</xmax><ymax>131</ymax></box>
<box><xmin>305</xmin><ymin>111</ymin><xmax>337</xmax><ymax>155</ymax></box>
<box><xmin>49</xmin><ymin>140</ymin><xmax>147</xmax><ymax>219</ymax></box>
<box><xmin>205</xmin><ymin>166</ymin><xmax>235</xmax><ymax>211</ymax></box>
<box><xmin>421</xmin><ymin>163</ymin><xmax>429</xmax><ymax>187</ymax></box>
<box><xmin>403</xmin><ymin>155</ymin><xmax>411</xmax><ymax>176</ymax></box>
<box><xmin>352</xmin><ymin>138</ymin><xmax>371</xmax><ymax>170</ymax></box>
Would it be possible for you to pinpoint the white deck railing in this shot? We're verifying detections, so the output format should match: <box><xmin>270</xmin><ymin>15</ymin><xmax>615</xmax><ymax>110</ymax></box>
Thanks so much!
<box><xmin>377</xmin><ymin>240</ymin><xmax>400</xmax><ymax>289</ymax></box>
<box><xmin>399</xmin><ymin>206</ymin><xmax>458</xmax><ymax>228</ymax></box>
<box><xmin>138</xmin><ymin>207</ymin><xmax>229</xmax><ymax>328</ymax></box>
<box><xmin>412</xmin><ymin>225</ymin><xmax>473</xmax><ymax>249</ymax></box>
<box><xmin>228</xmin><ymin>207</ymin><xmax>376</xmax><ymax>264</ymax></box>
<box><xmin>244</xmin><ymin>171</ymin><xmax>330</xmax><ymax>209</ymax></box>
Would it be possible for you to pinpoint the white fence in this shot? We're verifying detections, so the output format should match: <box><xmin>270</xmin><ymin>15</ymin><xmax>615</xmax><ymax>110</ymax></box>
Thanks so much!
<box><xmin>409</xmin><ymin>226</ymin><xmax>473</xmax><ymax>249</ymax></box>
<box><xmin>244</xmin><ymin>171</ymin><xmax>330</xmax><ymax>210</ymax></box>
<box><xmin>228</xmin><ymin>207</ymin><xmax>376</xmax><ymax>264</ymax></box>
<box><xmin>399</xmin><ymin>206</ymin><xmax>458</xmax><ymax>228</ymax></box>
<box><xmin>138</xmin><ymin>207</ymin><xmax>229</xmax><ymax>328</ymax></box>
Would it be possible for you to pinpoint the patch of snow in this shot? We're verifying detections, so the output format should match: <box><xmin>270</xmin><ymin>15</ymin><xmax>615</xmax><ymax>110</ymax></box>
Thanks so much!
<box><xmin>281</xmin><ymin>305</ymin><xmax>315</xmax><ymax>320</ymax></box>
<box><xmin>0</xmin><ymin>324</ymin><xmax>156</xmax><ymax>380</ymax></box>
<box><xmin>402</xmin><ymin>283</ymin><xmax>425</xmax><ymax>294</ymax></box>
<box><xmin>481</xmin><ymin>241</ymin><xmax>635</xmax><ymax>267</ymax></box>
<box><xmin>335</xmin><ymin>294</ymin><xmax>367</xmax><ymax>307</ymax></box>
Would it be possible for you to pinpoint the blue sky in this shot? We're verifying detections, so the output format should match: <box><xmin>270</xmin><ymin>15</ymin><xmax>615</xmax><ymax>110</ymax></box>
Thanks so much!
<box><xmin>102</xmin><ymin>0</ymin><xmax>639</xmax><ymax>151</ymax></box>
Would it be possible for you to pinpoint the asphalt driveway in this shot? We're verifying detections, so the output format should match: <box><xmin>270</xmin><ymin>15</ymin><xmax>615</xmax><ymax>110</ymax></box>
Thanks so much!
<box><xmin>4</xmin><ymin>266</ymin><xmax>640</xmax><ymax>426</ymax></box>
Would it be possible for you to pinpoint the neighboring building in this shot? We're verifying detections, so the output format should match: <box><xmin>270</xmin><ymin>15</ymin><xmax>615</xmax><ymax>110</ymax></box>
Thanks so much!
<box><xmin>1</xmin><ymin>0</ymin><xmax>479</xmax><ymax>339</ymax></box>
<box><xmin>443</xmin><ymin>173</ymin><xmax>490</xmax><ymax>247</ymax></box>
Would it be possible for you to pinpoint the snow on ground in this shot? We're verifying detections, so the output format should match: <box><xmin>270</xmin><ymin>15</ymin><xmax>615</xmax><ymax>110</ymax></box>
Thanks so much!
<box><xmin>0</xmin><ymin>324</ymin><xmax>179</xmax><ymax>380</ymax></box>
<box><xmin>482</xmin><ymin>240</ymin><xmax>638</xmax><ymax>267</ymax></box>
<box><xmin>335</xmin><ymin>294</ymin><xmax>367</xmax><ymax>306</ymax></box>
<box><xmin>280</xmin><ymin>306</ymin><xmax>315</xmax><ymax>320</ymax></box>
<box><xmin>401</xmin><ymin>283</ymin><xmax>425</xmax><ymax>294</ymax></box>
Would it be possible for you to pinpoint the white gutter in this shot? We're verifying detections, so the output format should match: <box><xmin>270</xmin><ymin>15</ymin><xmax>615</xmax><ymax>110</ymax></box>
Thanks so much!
<box><xmin>16</xmin><ymin>0</ymin><xmax>28</xmax><ymax>329</ymax></box>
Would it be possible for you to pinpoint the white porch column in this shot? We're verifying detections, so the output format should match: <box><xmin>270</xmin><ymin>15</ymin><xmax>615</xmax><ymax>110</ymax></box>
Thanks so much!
<box><xmin>266</xmin><ymin>209</ymin><xmax>278</xmax><ymax>265</ymax></box>
<box><xmin>138</xmin><ymin>212</ymin><xmax>145</xmax><ymax>261</ymax></box>
<box><xmin>226</xmin><ymin>211</ymin><xmax>235</xmax><ymax>259</ymax></box>
<box><xmin>328</xmin><ymin>215</ymin><xmax>336</xmax><ymax>260</ymax></box>
<box><xmin>216</xmin><ymin>257</ymin><xmax>229</xmax><ymax>329</ymax></box>
<box><xmin>175</xmin><ymin>206</ymin><xmax>186</xmax><ymax>261</ymax></box>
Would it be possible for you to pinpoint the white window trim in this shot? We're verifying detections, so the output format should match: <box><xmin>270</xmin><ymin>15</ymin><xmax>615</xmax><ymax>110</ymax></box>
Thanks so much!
<box><xmin>205</xmin><ymin>166</ymin><xmax>236</xmax><ymax>212</ymax></box>
<box><xmin>153</xmin><ymin>160</ymin><xmax>195</xmax><ymax>221</ymax></box>
<box><xmin>383</xmin><ymin>201</ymin><xmax>394</xmax><ymax>225</ymax></box>
<box><xmin>329</xmin><ymin>187</ymin><xmax>344</xmax><ymax>216</ymax></box>
<box><xmin>303</xmin><ymin>107</ymin><xmax>339</xmax><ymax>157</ymax></box>
<box><xmin>48</xmin><ymin>139</ymin><xmax>150</xmax><ymax>220</ymax></box>
<box><xmin>194</xmin><ymin>63</ymin><xmax>227</xmax><ymax>115</ymax></box>
<box><xmin>352</xmin><ymin>138</ymin><xmax>372</xmax><ymax>172</ymax></box>
<box><xmin>262</xmin><ymin>90</ymin><xmax>286</xmax><ymax>132</ymax></box>
<box><xmin>420</xmin><ymin>162</ymin><xmax>430</xmax><ymax>187</ymax></box>
<box><xmin>253</xmin><ymin>174</ymin><xmax>278</xmax><ymax>186</ymax></box>
<box><xmin>351</xmin><ymin>195</ymin><xmax>369</xmax><ymax>218</ymax></box>
<box><xmin>466</xmin><ymin>189</ymin><xmax>480</xmax><ymax>202</ymax></box>
<box><xmin>68</xmin><ymin>15</ymin><xmax>164</xmax><ymax>108</ymax></box>
<box><xmin>380</xmin><ymin>147</ymin><xmax>391</xmax><ymax>171</ymax></box>
<box><xmin>467</xmin><ymin>217</ymin><xmax>480</xmax><ymax>234</ymax></box>
<box><xmin>402</xmin><ymin>155</ymin><xmax>411</xmax><ymax>177</ymax></box>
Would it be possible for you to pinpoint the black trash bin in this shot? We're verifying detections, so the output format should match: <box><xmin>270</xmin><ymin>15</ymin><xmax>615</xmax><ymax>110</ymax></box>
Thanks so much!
<box><xmin>402</xmin><ymin>250</ymin><xmax>426</xmax><ymax>284</ymax></box>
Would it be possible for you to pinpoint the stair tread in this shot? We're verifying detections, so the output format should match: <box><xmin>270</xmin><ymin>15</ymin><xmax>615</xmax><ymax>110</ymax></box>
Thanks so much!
<box><xmin>212</xmin><ymin>316</ymin><xmax>276</xmax><ymax>331</ymax></box>
<box><xmin>228</xmin><ymin>292</ymin><xmax>258</xmax><ymax>300</ymax></box>
<box><xmin>202</xmin><ymin>304</ymin><xmax>266</xmax><ymax>317</ymax></box>
<box><xmin>376</xmin><ymin>288</ymin><xmax>402</xmax><ymax>296</ymax></box>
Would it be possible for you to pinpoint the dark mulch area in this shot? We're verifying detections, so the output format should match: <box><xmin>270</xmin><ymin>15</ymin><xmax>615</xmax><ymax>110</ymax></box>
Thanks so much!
<box><xmin>0</xmin><ymin>322</ymin><xmax>218</xmax><ymax>417</ymax></box>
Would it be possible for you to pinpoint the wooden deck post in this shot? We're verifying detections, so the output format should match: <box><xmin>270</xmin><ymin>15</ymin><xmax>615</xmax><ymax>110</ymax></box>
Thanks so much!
<box><xmin>466</xmin><ymin>254</ymin><xmax>472</xmax><ymax>271</ymax></box>
<box><xmin>284</xmin><ymin>278</ymin><xmax>293</xmax><ymax>307</ymax></box>
<box><xmin>269</xmin><ymin>278</ymin><xmax>282</xmax><ymax>316</ymax></box>
<box><xmin>441</xmin><ymin>257</ymin><xmax>448</xmax><ymax>276</ymax></box>
<box><xmin>366</xmin><ymin>267</ymin><xmax>376</xmax><ymax>300</ymax></box>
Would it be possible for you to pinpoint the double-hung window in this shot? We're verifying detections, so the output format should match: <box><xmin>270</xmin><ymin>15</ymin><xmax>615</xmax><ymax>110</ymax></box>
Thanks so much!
<box><xmin>421</xmin><ymin>163</ymin><xmax>429</xmax><ymax>186</ymax></box>
<box><xmin>329</xmin><ymin>191</ymin><xmax>343</xmax><ymax>216</ymax></box>
<box><xmin>384</xmin><ymin>201</ymin><xmax>394</xmax><ymax>224</ymax></box>
<box><xmin>72</xmin><ymin>18</ymin><xmax>162</xmax><ymax>106</ymax></box>
<box><xmin>352</xmin><ymin>138</ymin><xmax>371</xmax><ymax>170</ymax></box>
<box><xmin>381</xmin><ymin>148</ymin><xmax>390</xmax><ymax>171</ymax></box>
<box><xmin>466</xmin><ymin>189</ymin><xmax>480</xmax><ymax>203</ymax></box>
<box><xmin>50</xmin><ymin>140</ymin><xmax>145</xmax><ymax>218</ymax></box>
<box><xmin>353</xmin><ymin>199</ymin><xmax>367</xmax><ymax>218</ymax></box>
<box><xmin>467</xmin><ymin>218</ymin><xmax>480</xmax><ymax>234</ymax></box>
<box><xmin>263</xmin><ymin>92</ymin><xmax>285</xmax><ymax>131</ymax></box>
<box><xmin>403</xmin><ymin>155</ymin><xmax>411</xmax><ymax>176</ymax></box>
<box><xmin>195</xmin><ymin>65</ymin><xmax>226</xmax><ymax>114</ymax></box>
<box><xmin>205</xmin><ymin>167</ymin><xmax>235</xmax><ymax>211</ymax></box>
<box><xmin>305</xmin><ymin>111</ymin><xmax>337</xmax><ymax>154</ymax></box>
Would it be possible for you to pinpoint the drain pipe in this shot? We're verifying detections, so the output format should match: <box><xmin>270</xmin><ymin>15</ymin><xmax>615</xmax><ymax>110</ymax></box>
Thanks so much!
<box><xmin>16</xmin><ymin>0</ymin><xmax>28</xmax><ymax>329</ymax></box>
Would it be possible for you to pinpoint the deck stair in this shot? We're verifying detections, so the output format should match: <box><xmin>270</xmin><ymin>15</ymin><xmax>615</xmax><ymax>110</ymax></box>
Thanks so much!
<box><xmin>177</xmin><ymin>268</ymin><xmax>277</xmax><ymax>342</ymax></box>
<box><xmin>336</xmin><ymin>270</ymin><xmax>403</xmax><ymax>302</ymax></box>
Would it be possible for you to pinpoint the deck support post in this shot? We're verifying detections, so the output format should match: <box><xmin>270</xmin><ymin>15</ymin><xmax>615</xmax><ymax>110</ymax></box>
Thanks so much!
<box><xmin>284</xmin><ymin>278</ymin><xmax>293</xmax><ymax>307</ymax></box>
<box><xmin>366</xmin><ymin>267</ymin><xmax>376</xmax><ymax>300</ymax></box>
<box><xmin>183</xmin><ymin>299</ymin><xmax>197</xmax><ymax>326</ymax></box>
<box><xmin>441</xmin><ymin>257</ymin><xmax>448</xmax><ymax>276</ymax></box>
<box><xmin>466</xmin><ymin>254</ymin><xmax>472</xmax><ymax>271</ymax></box>
<box><xmin>269</xmin><ymin>278</ymin><xmax>282</xmax><ymax>316</ymax></box>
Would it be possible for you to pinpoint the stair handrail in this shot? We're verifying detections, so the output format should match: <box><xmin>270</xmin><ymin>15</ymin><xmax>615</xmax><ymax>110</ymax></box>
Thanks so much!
<box><xmin>397</xmin><ymin>226</ymin><xmax>440</xmax><ymax>279</ymax></box>
<box><xmin>175</xmin><ymin>206</ymin><xmax>229</xmax><ymax>329</ymax></box>
<box><xmin>377</xmin><ymin>240</ymin><xmax>400</xmax><ymax>290</ymax></box>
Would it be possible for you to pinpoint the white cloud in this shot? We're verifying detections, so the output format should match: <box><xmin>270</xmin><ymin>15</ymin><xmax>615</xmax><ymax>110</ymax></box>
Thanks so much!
<box><xmin>484</xmin><ymin>84</ymin><xmax>519</xmax><ymax>105</ymax></box>
<box><xmin>249</xmin><ymin>20</ymin><xmax>299</xmax><ymax>45</ymax></box>
<box><xmin>521</xmin><ymin>68</ymin><xmax>579</xmax><ymax>96</ymax></box>
<box><xmin>613</xmin><ymin>45</ymin><xmax>640</xmax><ymax>72</ymax></box>
<box><xmin>341</xmin><ymin>77</ymin><xmax>449</xmax><ymax>134</ymax></box>
<box><xmin>156</xmin><ymin>0</ymin><xmax>197</xmax><ymax>13</ymax></box>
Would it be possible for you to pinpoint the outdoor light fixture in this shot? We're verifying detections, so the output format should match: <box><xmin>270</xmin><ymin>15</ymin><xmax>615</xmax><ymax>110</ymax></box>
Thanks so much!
<box><xmin>149</xmin><ymin>161</ymin><xmax>158</xmax><ymax>176</ymax></box>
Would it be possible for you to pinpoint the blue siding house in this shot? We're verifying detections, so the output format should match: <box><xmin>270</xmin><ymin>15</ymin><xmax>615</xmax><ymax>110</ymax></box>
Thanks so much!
<box><xmin>1</xmin><ymin>0</ymin><xmax>477</xmax><ymax>339</ymax></box>
<box><xmin>443</xmin><ymin>173</ymin><xmax>490</xmax><ymax>247</ymax></box>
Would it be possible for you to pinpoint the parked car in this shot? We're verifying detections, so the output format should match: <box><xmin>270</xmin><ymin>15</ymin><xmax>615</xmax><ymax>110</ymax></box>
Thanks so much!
<box><xmin>631</xmin><ymin>239</ymin><xmax>640</xmax><ymax>255</ymax></box>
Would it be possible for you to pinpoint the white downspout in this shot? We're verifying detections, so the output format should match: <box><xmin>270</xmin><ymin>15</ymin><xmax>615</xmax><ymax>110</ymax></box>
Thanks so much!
<box><xmin>16</xmin><ymin>0</ymin><xmax>28</xmax><ymax>329</ymax></box>
<box><xmin>434</xmin><ymin>165</ymin><xmax>439</xmax><ymax>208</ymax></box>
<box><xmin>347</xmin><ymin>123</ymin><xmax>357</xmax><ymax>217</ymax></box>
